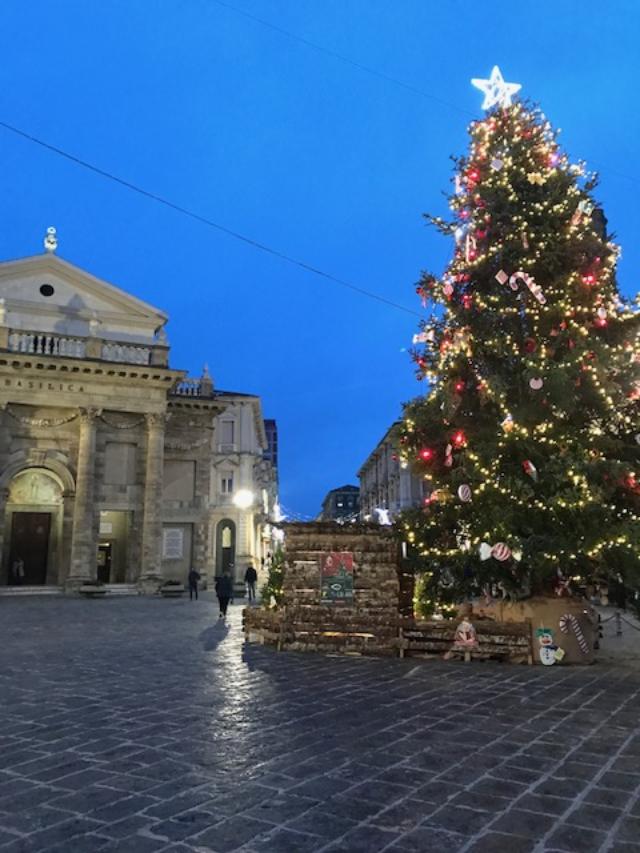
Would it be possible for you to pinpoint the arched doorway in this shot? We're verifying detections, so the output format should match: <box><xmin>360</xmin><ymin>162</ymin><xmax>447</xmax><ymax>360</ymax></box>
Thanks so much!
<box><xmin>4</xmin><ymin>469</ymin><xmax>64</xmax><ymax>585</ymax></box>
<box><xmin>215</xmin><ymin>519</ymin><xmax>236</xmax><ymax>578</ymax></box>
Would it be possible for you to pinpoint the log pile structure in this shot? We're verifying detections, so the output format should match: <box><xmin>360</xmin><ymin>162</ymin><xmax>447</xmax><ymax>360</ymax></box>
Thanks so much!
<box><xmin>243</xmin><ymin>522</ymin><xmax>534</xmax><ymax>663</ymax></box>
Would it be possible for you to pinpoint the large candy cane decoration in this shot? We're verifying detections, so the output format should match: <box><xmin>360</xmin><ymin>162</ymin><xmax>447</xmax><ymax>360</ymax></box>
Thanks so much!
<box><xmin>559</xmin><ymin>613</ymin><xmax>589</xmax><ymax>654</ymax></box>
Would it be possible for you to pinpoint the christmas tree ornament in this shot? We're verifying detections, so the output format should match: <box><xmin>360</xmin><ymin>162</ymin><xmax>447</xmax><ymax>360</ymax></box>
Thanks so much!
<box><xmin>457</xmin><ymin>484</ymin><xmax>472</xmax><ymax>502</ymax></box>
<box><xmin>443</xmin><ymin>280</ymin><xmax>455</xmax><ymax>298</ymax></box>
<box><xmin>465</xmin><ymin>234</ymin><xmax>477</xmax><ymax>262</ymax></box>
<box><xmin>524</xmin><ymin>338</ymin><xmax>537</xmax><ymax>353</ymax></box>
<box><xmin>529</xmin><ymin>377</ymin><xmax>544</xmax><ymax>390</ymax></box>
<box><xmin>452</xmin><ymin>430</ymin><xmax>467</xmax><ymax>448</ymax></box>
<box><xmin>492</xmin><ymin>542</ymin><xmax>512</xmax><ymax>561</ymax></box>
<box><xmin>495</xmin><ymin>269</ymin><xmax>509</xmax><ymax>286</ymax></box>
<box><xmin>444</xmin><ymin>443</ymin><xmax>453</xmax><ymax>467</ymax></box>
<box><xmin>471</xmin><ymin>66</ymin><xmax>522</xmax><ymax>109</ymax></box>
<box><xmin>597</xmin><ymin>306</ymin><xmax>607</xmax><ymax>320</ymax></box>
<box><xmin>522</xmin><ymin>460</ymin><xmax>538</xmax><ymax>481</ymax></box>
<box><xmin>419</xmin><ymin>447</ymin><xmax>434</xmax><ymax>462</ymax></box>
<box><xmin>501</xmin><ymin>414</ymin><xmax>514</xmax><ymax>432</ymax></box>
<box><xmin>521</xmin><ymin>230</ymin><xmax>529</xmax><ymax>249</ymax></box>
<box><xmin>479</xmin><ymin>542</ymin><xmax>492</xmax><ymax>561</ymax></box>
<box><xmin>509</xmin><ymin>271</ymin><xmax>547</xmax><ymax>304</ymax></box>
<box><xmin>512</xmin><ymin>549</ymin><xmax>523</xmax><ymax>562</ymax></box>
<box><xmin>491</xmin><ymin>157</ymin><xmax>504</xmax><ymax>171</ymax></box>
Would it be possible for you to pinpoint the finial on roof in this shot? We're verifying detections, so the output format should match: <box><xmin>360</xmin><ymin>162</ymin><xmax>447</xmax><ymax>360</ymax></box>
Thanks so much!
<box><xmin>200</xmin><ymin>363</ymin><xmax>214</xmax><ymax>396</ymax></box>
<box><xmin>44</xmin><ymin>226</ymin><xmax>58</xmax><ymax>253</ymax></box>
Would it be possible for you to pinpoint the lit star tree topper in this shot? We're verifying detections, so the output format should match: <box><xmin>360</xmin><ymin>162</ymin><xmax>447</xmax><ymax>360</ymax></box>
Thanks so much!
<box><xmin>471</xmin><ymin>66</ymin><xmax>522</xmax><ymax>109</ymax></box>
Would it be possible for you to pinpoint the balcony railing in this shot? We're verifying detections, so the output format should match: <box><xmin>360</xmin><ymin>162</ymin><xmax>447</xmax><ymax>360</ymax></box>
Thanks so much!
<box><xmin>5</xmin><ymin>330</ymin><xmax>154</xmax><ymax>366</ymax></box>
<box><xmin>8</xmin><ymin>331</ymin><xmax>86</xmax><ymax>358</ymax></box>
<box><xmin>101</xmin><ymin>342</ymin><xmax>151</xmax><ymax>365</ymax></box>
<box><xmin>173</xmin><ymin>378</ymin><xmax>203</xmax><ymax>396</ymax></box>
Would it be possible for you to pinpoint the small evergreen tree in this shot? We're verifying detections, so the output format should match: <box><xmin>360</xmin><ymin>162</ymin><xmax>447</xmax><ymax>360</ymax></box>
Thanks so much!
<box><xmin>260</xmin><ymin>546</ymin><xmax>285</xmax><ymax>607</ymax></box>
<box><xmin>400</xmin><ymin>80</ymin><xmax>640</xmax><ymax>614</ymax></box>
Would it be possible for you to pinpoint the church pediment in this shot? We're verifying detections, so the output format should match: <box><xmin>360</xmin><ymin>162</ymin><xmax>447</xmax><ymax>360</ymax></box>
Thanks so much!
<box><xmin>0</xmin><ymin>254</ymin><xmax>168</xmax><ymax>344</ymax></box>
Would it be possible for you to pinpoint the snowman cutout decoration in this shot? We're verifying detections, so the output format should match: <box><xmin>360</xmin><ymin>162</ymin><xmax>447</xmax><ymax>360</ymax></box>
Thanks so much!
<box><xmin>537</xmin><ymin>628</ymin><xmax>559</xmax><ymax>666</ymax></box>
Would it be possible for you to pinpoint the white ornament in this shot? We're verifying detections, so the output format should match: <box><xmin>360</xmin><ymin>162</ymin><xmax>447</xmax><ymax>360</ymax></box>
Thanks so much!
<box><xmin>457</xmin><ymin>484</ymin><xmax>472</xmax><ymax>502</ymax></box>
<box><xmin>491</xmin><ymin>158</ymin><xmax>504</xmax><ymax>171</ymax></box>
<box><xmin>471</xmin><ymin>66</ymin><xmax>522</xmax><ymax>110</ymax></box>
<box><xmin>479</xmin><ymin>542</ymin><xmax>492</xmax><ymax>561</ymax></box>
<box><xmin>529</xmin><ymin>377</ymin><xmax>544</xmax><ymax>391</ymax></box>
<box><xmin>597</xmin><ymin>306</ymin><xmax>607</xmax><ymax>320</ymax></box>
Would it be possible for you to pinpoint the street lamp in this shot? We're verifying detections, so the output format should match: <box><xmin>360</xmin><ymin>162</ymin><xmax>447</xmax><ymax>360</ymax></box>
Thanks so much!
<box><xmin>233</xmin><ymin>489</ymin><xmax>254</xmax><ymax>510</ymax></box>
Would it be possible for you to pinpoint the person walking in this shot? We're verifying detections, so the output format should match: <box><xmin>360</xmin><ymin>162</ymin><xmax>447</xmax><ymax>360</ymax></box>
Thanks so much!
<box><xmin>215</xmin><ymin>571</ymin><xmax>233</xmax><ymax>618</ymax></box>
<box><xmin>244</xmin><ymin>564</ymin><xmax>258</xmax><ymax>603</ymax></box>
<box><xmin>188</xmin><ymin>568</ymin><xmax>200</xmax><ymax>601</ymax></box>
<box><xmin>11</xmin><ymin>557</ymin><xmax>25</xmax><ymax>586</ymax></box>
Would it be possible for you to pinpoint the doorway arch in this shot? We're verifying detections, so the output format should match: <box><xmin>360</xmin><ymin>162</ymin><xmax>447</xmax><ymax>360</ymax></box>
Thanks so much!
<box><xmin>3</xmin><ymin>468</ymin><xmax>64</xmax><ymax>585</ymax></box>
<box><xmin>215</xmin><ymin>519</ymin><xmax>236</xmax><ymax>578</ymax></box>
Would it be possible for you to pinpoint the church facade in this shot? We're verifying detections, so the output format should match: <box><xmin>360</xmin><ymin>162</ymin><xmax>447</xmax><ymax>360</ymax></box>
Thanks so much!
<box><xmin>0</xmin><ymin>248</ymin><xmax>278</xmax><ymax>592</ymax></box>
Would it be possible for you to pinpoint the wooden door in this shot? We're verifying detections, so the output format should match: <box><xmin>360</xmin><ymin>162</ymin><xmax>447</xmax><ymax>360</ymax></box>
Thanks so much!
<box><xmin>9</xmin><ymin>513</ymin><xmax>51</xmax><ymax>585</ymax></box>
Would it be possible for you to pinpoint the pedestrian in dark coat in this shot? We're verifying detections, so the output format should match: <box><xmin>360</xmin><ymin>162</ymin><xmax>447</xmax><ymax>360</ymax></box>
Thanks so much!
<box><xmin>188</xmin><ymin>568</ymin><xmax>201</xmax><ymax>601</ymax></box>
<box><xmin>215</xmin><ymin>572</ymin><xmax>233</xmax><ymax>618</ymax></box>
<box><xmin>244</xmin><ymin>565</ymin><xmax>258</xmax><ymax>602</ymax></box>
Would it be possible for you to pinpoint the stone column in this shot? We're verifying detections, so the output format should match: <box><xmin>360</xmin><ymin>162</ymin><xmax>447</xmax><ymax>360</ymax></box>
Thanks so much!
<box><xmin>138</xmin><ymin>412</ymin><xmax>166</xmax><ymax>593</ymax></box>
<box><xmin>66</xmin><ymin>407</ymin><xmax>100</xmax><ymax>591</ymax></box>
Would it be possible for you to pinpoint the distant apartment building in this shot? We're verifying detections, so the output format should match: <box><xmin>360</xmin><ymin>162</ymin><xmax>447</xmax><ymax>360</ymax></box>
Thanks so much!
<box><xmin>318</xmin><ymin>485</ymin><xmax>360</xmax><ymax>522</ymax></box>
<box><xmin>358</xmin><ymin>421</ymin><xmax>425</xmax><ymax>519</ymax></box>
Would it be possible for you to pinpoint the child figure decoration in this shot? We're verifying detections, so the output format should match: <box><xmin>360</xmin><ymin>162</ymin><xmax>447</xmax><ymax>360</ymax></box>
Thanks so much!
<box><xmin>444</xmin><ymin>612</ymin><xmax>478</xmax><ymax>660</ymax></box>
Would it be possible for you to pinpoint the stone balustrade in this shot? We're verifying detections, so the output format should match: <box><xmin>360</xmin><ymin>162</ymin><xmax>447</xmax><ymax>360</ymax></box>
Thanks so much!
<box><xmin>2</xmin><ymin>330</ymin><xmax>156</xmax><ymax>366</ymax></box>
<box><xmin>8</xmin><ymin>331</ymin><xmax>86</xmax><ymax>358</ymax></box>
<box><xmin>101</xmin><ymin>341</ymin><xmax>151</xmax><ymax>365</ymax></box>
<box><xmin>173</xmin><ymin>378</ymin><xmax>203</xmax><ymax>396</ymax></box>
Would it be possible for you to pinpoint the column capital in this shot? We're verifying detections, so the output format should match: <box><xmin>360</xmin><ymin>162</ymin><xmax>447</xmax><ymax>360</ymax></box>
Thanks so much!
<box><xmin>145</xmin><ymin>411</ymin><xmax>169</xmax><ymax>429</ymax></box>
<box><xmin>78</xmin><ymin>407</ymin><xmax>102</xmax><ymax>424</ymax></box>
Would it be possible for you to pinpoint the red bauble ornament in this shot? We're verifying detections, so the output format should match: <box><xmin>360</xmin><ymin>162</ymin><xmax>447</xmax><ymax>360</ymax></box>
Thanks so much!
<box><xmin>419</xmin><ymin>448</ymin><xmax>434</xmax><ymax>462</ymax></box>
<box><xmin>454</xmin><ymin>380</ymin><xmax>465</xmax><ymax>393</ymax></box>
<box><xmin>524</xmin><ymin>338</ymin><xmax>537</xmax><ymax>353</ymax></box>
<box><xmin>452</xmin><ymin>430</ymin><xmax>467</xmax><ymax>448</ymax></box>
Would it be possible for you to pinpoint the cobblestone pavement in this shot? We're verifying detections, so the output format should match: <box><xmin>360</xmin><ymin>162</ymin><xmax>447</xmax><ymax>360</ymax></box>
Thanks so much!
<box><xmin>1</xmin><ymin>595</ymin><xmax>640</xmax><ymax>853</ymax></box>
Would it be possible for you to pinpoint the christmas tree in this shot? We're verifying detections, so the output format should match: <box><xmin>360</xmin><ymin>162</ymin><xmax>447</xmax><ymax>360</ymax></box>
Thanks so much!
<box><xmin>260</xmin><ymin>546</ymin><xmax>285</xmax><ymax>607</ymax></box>
<box><xmin>400</xmin><ymin>68</ymin><xmax>640</xmax><ymax>615</ymax></box>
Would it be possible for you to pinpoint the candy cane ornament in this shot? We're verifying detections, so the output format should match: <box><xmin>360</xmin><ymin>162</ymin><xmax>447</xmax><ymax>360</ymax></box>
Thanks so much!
<box><xmin>559</xmin><ymin>613</ymin><xmax>590</xmax><ymax>654</ymax></box>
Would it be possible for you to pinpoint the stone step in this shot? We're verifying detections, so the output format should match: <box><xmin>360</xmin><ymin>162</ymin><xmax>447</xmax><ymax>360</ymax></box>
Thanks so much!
<box><xmin>0</xmin><ymin>585</ymin><xmax>62</xmax><ymax>596</ymax></box>
<box><xmin>102</xmin><ymin>584</ymin><xmax>140</xmax><ymax>596</ymax></box>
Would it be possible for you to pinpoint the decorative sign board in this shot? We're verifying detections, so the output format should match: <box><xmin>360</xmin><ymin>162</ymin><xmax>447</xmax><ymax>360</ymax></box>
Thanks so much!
<box><xmin>320</xmin><ymin>552</ymin><xmax>354</xmax><ymax>602</ymax></box>
<box><xmin>163</xmin><ymin>528</ymin><xmax>184</xmax><ymax>559</ymax></box>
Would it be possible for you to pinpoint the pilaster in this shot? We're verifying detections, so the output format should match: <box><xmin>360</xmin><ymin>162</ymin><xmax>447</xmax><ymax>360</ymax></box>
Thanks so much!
<box><xmin>138</xmin><ymin>412</ymin><xmax>166</xmax><ymax>593</ymax></box>
<box><xmin>66</xmin><ymin>407</ymin><xmax>100</xmax><ymax>591</ymax></box>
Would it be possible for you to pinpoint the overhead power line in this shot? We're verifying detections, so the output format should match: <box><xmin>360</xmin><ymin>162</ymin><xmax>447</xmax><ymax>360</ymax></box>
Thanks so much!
<box><xmin>209</xmin><ymin>0</ymin><xmax>472</xmax><ymax>119</ymax></box>
<box><xmin>210</xmin><ymin>0</ymin><xmax>637</xmax><ymax>188</ymax></box>
<box><xmin>0</xmin><ymin>119</ymin><xmax>421</xmax><ymax>319</ymax></box>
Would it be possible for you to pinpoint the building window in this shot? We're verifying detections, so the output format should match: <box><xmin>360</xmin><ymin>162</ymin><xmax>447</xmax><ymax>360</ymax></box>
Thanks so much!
<box><xmin>220</xmin><ymin>421</ymin><xmax>235</xmax><ymax>443</ymax></box>
<box><xmin>221</xmin><ymin>475</ymin><xmax>234</xmax><ymax>494</ymax></box>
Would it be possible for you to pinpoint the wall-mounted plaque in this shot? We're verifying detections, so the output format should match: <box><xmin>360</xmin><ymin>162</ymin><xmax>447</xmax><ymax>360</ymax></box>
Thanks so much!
<box><xmin>320</xmin><ymin>552</ymin><xmax>354</xmax><ymax>602</ymax></box>
<box><xmin>162</xmin><ymin>527</ymin><xmax>184</xmax><ymax>559</ymax></box>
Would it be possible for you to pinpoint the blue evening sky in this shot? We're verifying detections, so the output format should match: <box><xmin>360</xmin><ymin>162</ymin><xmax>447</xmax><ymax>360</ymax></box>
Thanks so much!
<box><xmin>1</xmin><ymin>1</ymin><xmax>638</xmax><ymax>517</ymax></box>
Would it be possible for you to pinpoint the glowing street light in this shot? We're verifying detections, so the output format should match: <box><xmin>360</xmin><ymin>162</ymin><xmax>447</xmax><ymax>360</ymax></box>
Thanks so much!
<box><xmin>233</xmin><ymin>489</ymin><xmax>254</xmax><ymax>510</ymax></box>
